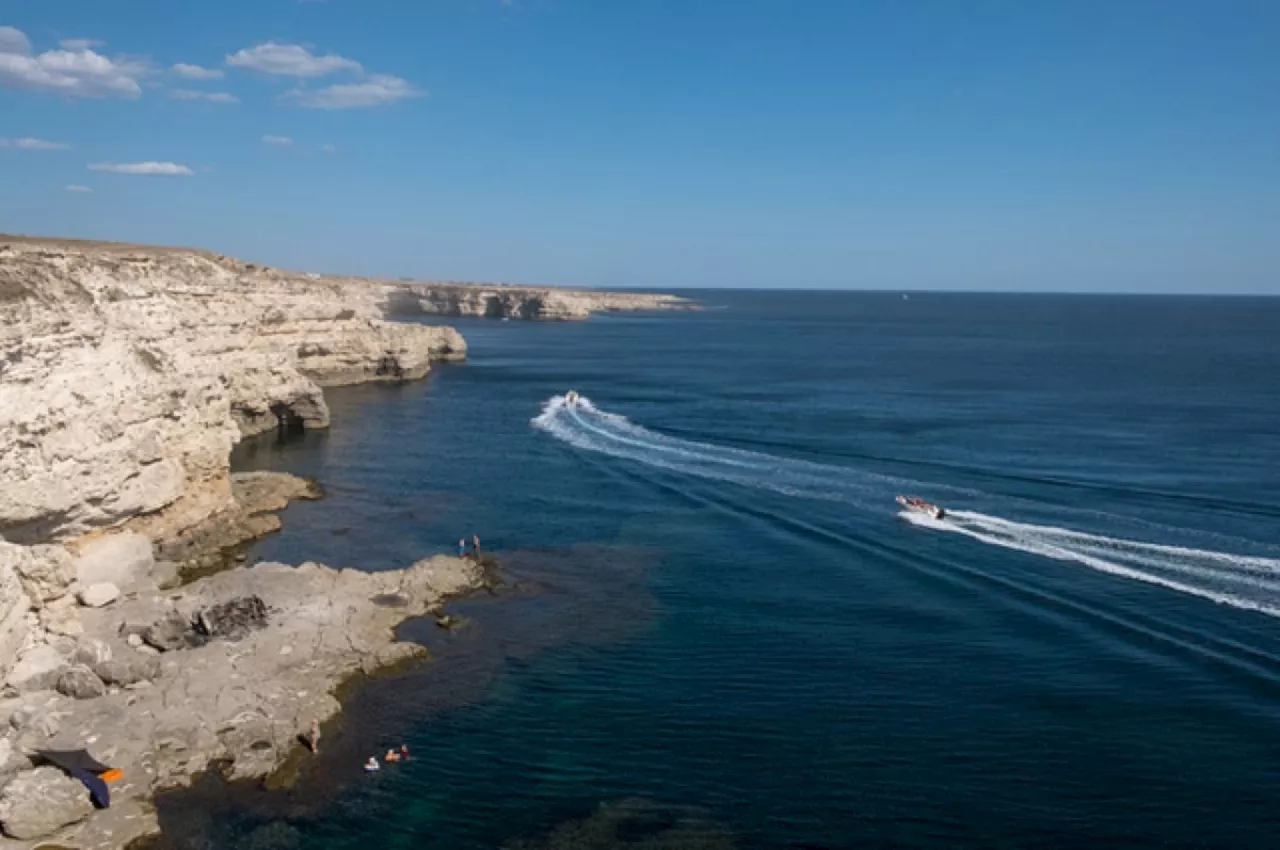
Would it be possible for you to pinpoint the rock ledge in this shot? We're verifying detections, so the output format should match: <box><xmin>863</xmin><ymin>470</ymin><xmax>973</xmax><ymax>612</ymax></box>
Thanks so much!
<box><xmin>0</xmin><ymin>554</ymin><xmax>483</xmax><ymax>847</ymax></box>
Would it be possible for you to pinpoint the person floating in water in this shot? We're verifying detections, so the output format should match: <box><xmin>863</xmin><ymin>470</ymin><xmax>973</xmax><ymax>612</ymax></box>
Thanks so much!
<box><xmin>364</xmin><ymin>757</ymin><xmax>380</xmax><ymax>772</ymax></box>
<box><xmin>385</xmin><ymin>749</ymin><xmax>401</xmax><ymax>763</ymax></box>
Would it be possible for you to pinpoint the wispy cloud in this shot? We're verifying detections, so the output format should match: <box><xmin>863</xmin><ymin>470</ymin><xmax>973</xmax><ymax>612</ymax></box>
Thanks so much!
<box><xmin>262</xmin><ymin>134</ymin><xmax>294</xmax><ymax>146</ymax></box>
<box><xmin>0</xmin><ymin>137</ymin><xmax>71</xmax><ymax>150</ymax></box>
<box><xmin>289</xmin><ymin>73</ymin><xmax>423</xmax><ymax>109</ymax></box>
<box><xmin>172</xmin><ymin>62</ymin><xmax>223</xmax><ymax>80</ymax></box>
<box><xmin>170</xmin><ymin>88</ymin><xmax>239</xmax><ymax>104</ymax></box>
<box><xmin>320</xmin><ymin>143</ymin><xmax>338</xmax><ymax>153</ymax></box>
<box><xmin>89</xmin><ymin>161</ymin><xmax>194</xmax><ymax>176</ymax></box>
<box><xmin>59</xmin><ymin>38</ymin><xmax>104</xmax><ymax>51</ymax></box>
<box><xmin>0</xmin><ymin>26</ymin><xmax>147</xmax><ymax>98</ymax></box>
<box><xmin>227</xmin><ymin>42</ymin><xmax>361</xmax><ymax>77</ymax></box>
<box><xmin>65</xmin><ymin>184</ymin><xmax>93</xmax><ymax>193</ymax></box>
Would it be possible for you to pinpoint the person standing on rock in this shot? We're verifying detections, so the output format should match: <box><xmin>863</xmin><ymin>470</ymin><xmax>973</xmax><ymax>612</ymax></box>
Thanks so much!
<box><xmin>472</xmin><ymin>534</ymin><xmax>481</xmax><ymax>560</ymax></box>
<box><xmin>458</xmin><ymin>538</ymin><xmax>468</xmax><ymax>559</ymax></box>
<box><xmin>309</xmin><ymin>719</ymin><xmax>321</xmax><ymax>753</ymax></box>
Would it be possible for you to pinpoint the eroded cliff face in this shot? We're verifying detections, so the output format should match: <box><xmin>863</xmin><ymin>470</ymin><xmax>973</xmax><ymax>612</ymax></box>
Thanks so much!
<box><xmin>0</xmin><ymin>237</ymin><xmax>465</xmax><ymax>548</ymax></box>
<box><xmin>398</xmin><ymin>282</ymin><xmax>692</xmax><ymax>321</ymax></box>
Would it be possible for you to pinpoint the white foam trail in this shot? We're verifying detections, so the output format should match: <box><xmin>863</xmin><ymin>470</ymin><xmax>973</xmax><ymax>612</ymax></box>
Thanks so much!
<box><xmin>533</xmin><ymin>394</ymin><xmax>947</xmax><ymax>508</ymax></box>
<box><xmin>534</xmin><ymin>394</ymin><xmax>1280</xmax><ymax>619</ymax></box>
<box><xmin>902</xmin><ymin>511</ymin><xmax>1280</xmax><ymax>618</ymax></box>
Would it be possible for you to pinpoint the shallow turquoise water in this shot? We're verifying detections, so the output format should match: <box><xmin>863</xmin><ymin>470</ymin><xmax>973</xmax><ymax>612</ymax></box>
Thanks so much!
<box><xmin>159</xmin><ymin>293</ymin><xmax>1280</xmax><ymax>849</ymax></box>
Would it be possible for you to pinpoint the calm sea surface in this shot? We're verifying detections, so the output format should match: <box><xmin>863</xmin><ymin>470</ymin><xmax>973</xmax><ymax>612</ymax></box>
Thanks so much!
<box><xmin>156</xmin><ymin>292</ymin><xmax>1280</xmax><ymax>849</ymax></box>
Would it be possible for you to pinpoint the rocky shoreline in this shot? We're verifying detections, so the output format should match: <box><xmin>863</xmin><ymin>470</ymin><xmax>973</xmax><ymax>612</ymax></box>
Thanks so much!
<box><xmin>0</xmin><ymin>545</ymin><xmax>488</xmax><ymax>848</ymax></box>
<box><xmin>0</xmin><ymin>236</ymin><xmax>503</xmax><ymax>847</ymax></box>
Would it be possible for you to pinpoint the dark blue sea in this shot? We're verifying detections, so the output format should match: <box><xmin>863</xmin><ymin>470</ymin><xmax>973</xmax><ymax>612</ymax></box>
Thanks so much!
<box><xmin>156</xmin><ymin>292</ymin><xmax>1280</xmax><ymax>849</ymax></box>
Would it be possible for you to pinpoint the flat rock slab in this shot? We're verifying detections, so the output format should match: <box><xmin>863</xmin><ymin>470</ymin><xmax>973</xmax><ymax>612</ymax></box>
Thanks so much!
<box><xmin>0</xmin><ymin>554</ymin><xmax>480</xmax><ymax>849</ymax></box>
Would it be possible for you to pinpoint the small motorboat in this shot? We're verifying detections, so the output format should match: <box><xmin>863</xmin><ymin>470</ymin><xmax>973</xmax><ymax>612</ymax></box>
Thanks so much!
<box><xmin>896</xmin><ymin>495</ymin><xmax>945</xmax><ymax>520</ymax></box>
<box><xmin>565</xmin><ymin>390</ymin><xmax>579</xmax><ymax>405</ymax></box>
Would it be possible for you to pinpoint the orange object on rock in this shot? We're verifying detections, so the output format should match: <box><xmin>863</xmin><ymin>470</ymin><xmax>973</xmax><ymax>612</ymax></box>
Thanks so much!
<box><xmin>101</xmin><ymin>769</ymin><xmax>123</xmax><ymax>783</ymax></box>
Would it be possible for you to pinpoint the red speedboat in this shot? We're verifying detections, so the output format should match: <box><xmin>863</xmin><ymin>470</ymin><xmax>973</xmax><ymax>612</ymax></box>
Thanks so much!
<box><xmin>896</xmin><ymin>495</ymin><xmax>946</xmax><ymax>520</ymax></box>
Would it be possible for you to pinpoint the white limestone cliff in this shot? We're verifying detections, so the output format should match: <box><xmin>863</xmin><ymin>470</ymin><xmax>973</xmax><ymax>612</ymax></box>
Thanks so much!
<box><xmin>0</xmin><ymin>236</ymin><xmax>464</xmax><ymax>550</ymax></box>
<box><xmin>397</xmin><ymin>281</ymin><xmax>693</xmax><ymax>321</ymax></box>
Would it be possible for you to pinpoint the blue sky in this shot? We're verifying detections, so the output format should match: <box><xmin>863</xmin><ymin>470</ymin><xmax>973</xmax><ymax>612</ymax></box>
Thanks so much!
<box><xmin>1</xmin><ymin>0</ymin><xmax>1277</xmax><ymax>292</ymax></box>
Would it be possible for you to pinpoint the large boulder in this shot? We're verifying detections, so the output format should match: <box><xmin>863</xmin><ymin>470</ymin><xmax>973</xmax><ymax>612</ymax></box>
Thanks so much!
<box><xmin>0</xmin><ymin>766</ymin><xmax>95</xmax><ymax>839</ymax></box>
<box><xmin>78</xmin><ymin>582</ymin><xmax>121</xmax><ymax>608</ymax></box>
<box><xmin>73</xmin><ymin>532</ymin><xmax>155</xmax><ymax>590</ymax></box>
<box><xmin>90</xmin><ymin>647</ymin><xmax>160</xmax><ymax>687</ymax></box>
<box><xmin>94</xmin><ymin>656</ymin><xmax>156</xmax><ymax>687</ymax></box>
<box><xmin>5</xmin><ymin>645</ymin><xmax>68</xmax><ymax>692</ymax></box>
<box><xmin>56</xmin><ymin>665</ymin><xmax>106</xmax><ymax>700</ymax></box>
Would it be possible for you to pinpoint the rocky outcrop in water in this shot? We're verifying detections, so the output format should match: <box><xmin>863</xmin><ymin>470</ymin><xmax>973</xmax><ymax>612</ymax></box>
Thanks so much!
<box><xmin>0</xmin><ymin>236</ymin><xmax>464</xmax><ymax>549</ymax></box>
<box><xmin>392</xmin><ymin>282</ymin><xmax>693</xmax><ymax>321</ymax></box>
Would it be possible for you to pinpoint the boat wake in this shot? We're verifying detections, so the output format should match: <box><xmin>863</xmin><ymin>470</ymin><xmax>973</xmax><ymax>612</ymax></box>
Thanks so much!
<box><xmin>533</xmin><ymin>394</ymin><xmax>1280</xmax><ymax>618</ymax></box>
<box><xmin>533</xmin><ymin>393</ymin><xmax>952</xmax><ymax>509</ymax></box>
<box><xmin>902</xmin><ymin>510</ymin><xmax>1280</xmax><ymax>618</ymax></box>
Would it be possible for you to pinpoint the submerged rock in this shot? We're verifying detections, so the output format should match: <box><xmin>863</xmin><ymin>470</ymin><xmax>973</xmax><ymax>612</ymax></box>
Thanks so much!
<box><xmin>503</xmin><ymin>798</ymin><xmax>736</xmax><ymax>850</ymax></box>
<box><xmin>0</xmin><ymin>765</ymin><xmax>95</xmax><ymax>839</ymax></box>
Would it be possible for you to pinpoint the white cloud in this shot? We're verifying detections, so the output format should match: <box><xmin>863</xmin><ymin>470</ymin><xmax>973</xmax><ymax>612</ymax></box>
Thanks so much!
<box><xmin>0</xmin><ymin>26</ymin><xmax>30</xmax><ymax>55</ymax></box>
<box><xmin>320</xmin><ymin>143</ymin><xmax>337</xmax><ymax>153</ymax></box>
<box><xmin>60</xmin><ymin>38</ymin><xmax>103</xmax><ymax>51</ymax></box>
<box><xmin>226</xmin><ymin>42</ymin><xmax>361</xmax><ymax>77</ymax></box>
<box><xmin>289</xmin><ymin>73</ymin><xmax>423</xmax><ymax>109</ymax></box>
<box><xmin>0</xmin><ymin>26</ymin><xmax>147</xmax><ymax>98</ymax></box>
<box><xmin>172</xmin><ymin>62</ymin><xmax>223</xmax><ymax>80</ymax></box>
<box><xmin>262</xmin><ymin>134</ymin><xmax>294</xmax><ymax>146</ymax></box>
<box><xmin>65</xmin><ymin>184</ymin><xmax>93</xmax><ymax>193</ymax></box>
<box><xmin>170</xmin><ymin>88</ymin><xmax>239</xmax><ymax>103</ymax></box>
<box><xmin>0</xmin><ymin>137</ymin><xmax>71</xmax><ymax>150</ymax></box>
<box><xmin>89</xmin><ymin>161</ymin><xmax>194</xmax><ymax>176</ymax></box>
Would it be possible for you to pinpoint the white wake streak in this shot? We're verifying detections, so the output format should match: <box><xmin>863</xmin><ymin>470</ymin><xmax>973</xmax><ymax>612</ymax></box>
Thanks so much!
<box><xmin>533</xmin><ymin>394</ymin><xmax>1280</xmax><ymax>619</ymax></box>
<box><xmin>533</xmin><ymin>395</ymin><xmax>956</xmax><ymax>508</ymax></box>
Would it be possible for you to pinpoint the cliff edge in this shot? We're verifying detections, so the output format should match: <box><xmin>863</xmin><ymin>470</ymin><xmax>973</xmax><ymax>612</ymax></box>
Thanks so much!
<box><xmin>0</xmin><ymin>236</ymin><xmax>464</xmax><ymax>549</ymax></box>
